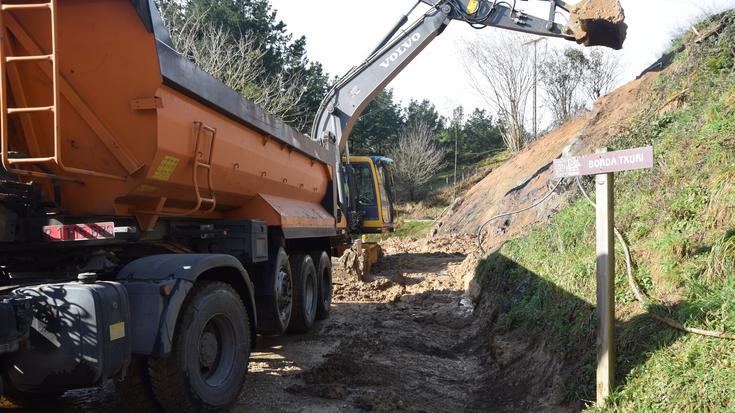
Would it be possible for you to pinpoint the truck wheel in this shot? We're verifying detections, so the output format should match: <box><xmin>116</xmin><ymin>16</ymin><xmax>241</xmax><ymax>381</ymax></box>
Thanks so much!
<box><xmin>311</xmin><ymin>251</ymin><xmax>333</xmax><ymax>320</ymax></box>
<box><xmin>148</xmin><ymin>281</ymin><xmax>250</xmax><ymax>413</ymax></box>
<box><xmin>256</xmin><ymin>247</ymin><xmax>293</xmax><ymax>335</ymax></box>
<box><xmin>287</xmin><ymin>254</ymin><xmax>318</xmax><ymax>333</ymax></box>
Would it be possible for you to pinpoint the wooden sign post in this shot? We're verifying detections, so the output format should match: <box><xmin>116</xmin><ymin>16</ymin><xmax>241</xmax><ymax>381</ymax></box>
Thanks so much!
<box><xmin>594</xmin><ymin>149</ymin><xmax>615</xmax><ymax>404</ymax></box>
<box><xmin>553</xmin><ymin>146</ymin><xmax>653</xmax><ymax>406</ymax></box>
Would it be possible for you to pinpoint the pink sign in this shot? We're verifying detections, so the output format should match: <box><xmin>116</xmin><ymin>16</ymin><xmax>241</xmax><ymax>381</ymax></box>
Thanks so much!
<box><xmin>553</xmin><ymin>146</ymin><xmax>653</xmax><ymax>178</ymax></box>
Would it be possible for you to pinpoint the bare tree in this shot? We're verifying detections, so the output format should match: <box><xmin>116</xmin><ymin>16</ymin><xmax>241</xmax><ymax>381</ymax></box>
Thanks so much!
<box><xmin>155</xmin><ymin>2</ymin><xmax>311</xmax><ymax>128</ymax></box>
<box><xmin>389</xmin><ymin>121</ymin><xmax>445</xmax><ymax>201</ymax></box>
<box><xmin>171</xmin><ymin>13</ymin><xmax>264</xmax><ymax>91</ymax></box>
<box><xmin>540</xmin><ymin>47</ymin><xmax>589</xmax><ymax>127</ymax></box>
<box><xmin>582</xmin><ymin>48</ymin><xmax>622</xmax><ymax>102</ymax></box>
<box><xmin>461</xmin><ymin>32</ymin><xmax>534</xmax><ymax>154</ymax></box>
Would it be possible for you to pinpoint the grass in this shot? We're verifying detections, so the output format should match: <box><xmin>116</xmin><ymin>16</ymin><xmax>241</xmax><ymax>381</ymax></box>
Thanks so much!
<box><xmin>423</xmin><ymin>150</ymin><xmax>511</xmax><ymax>206</ymax></box>
<box><xmin>391</xmin><ymin>220</ymin><xmax>433</xmax><ymax>238</ymax></box>
<box><xmin>474</xmin><ymin>13</ymin><xmax>735</xmax><ymax>411</ymax></box>
<box><xmin>364</xmin><ymin>217</ymin><xmax>435</xmax><ymax>242</ymax></box>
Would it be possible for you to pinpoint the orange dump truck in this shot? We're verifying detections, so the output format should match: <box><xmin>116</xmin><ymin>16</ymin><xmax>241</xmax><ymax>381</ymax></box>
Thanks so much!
<box><xmin>0</xmin><ymin>0</ymin><xmax>357</xmax><ymax>410</ymax></box>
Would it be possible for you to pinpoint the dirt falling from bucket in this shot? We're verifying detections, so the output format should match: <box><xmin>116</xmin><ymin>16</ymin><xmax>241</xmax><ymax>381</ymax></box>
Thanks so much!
<box><xmin>565</xmin><ymin>0</ymin><xmax>628</xmax><ymax>50</ymax></box>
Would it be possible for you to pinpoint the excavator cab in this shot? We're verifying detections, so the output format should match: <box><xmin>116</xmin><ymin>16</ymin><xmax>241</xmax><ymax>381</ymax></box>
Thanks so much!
<box><xmin>348</xmin><ymin>156</ymin><xmax>396</xmax><ymax>234</ymax></box>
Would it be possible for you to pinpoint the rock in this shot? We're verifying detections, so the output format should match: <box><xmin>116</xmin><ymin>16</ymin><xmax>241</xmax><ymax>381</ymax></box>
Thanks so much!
<box><xmin>465</xmin><ymin>279</ymin><xmax>482</xmax><ymax>305</ymax></box>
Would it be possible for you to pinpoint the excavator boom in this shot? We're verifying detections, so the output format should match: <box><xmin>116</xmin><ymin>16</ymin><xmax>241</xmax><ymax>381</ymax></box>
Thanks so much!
<box><xmin>312</xmin><ymin>0</ymin><xmax>626</xmax><ymax>153</ymax></box>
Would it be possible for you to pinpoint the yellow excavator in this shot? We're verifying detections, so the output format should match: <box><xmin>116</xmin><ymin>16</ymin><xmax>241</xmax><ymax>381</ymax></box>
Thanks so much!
<box><xmin>340</xmin><ymin>155</ymin><xmax>396</xmax><ymax>234</ymax></box>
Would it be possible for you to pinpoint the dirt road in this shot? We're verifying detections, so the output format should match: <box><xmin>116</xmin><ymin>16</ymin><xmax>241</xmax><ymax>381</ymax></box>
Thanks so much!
<box><xmin>237</xmin><ymin>235</ymin><xmax>478</xmax><ymax>412</ymax></box>
<box><xmin>53</xmin><ymin>235</ymin><xmax>570</xmax><ymax>413</ymax></box>
<box><xmin>233</xmin><ymin>235</ymin><xmax>570</xmax><ymax>413</ymax></box>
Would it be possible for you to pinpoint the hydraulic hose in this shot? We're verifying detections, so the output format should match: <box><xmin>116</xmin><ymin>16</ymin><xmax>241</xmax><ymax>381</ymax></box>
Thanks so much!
<box><xmin>475</xmin><ymin>177</ymin><xmax>565</xmax><ymax>255</ymax></box>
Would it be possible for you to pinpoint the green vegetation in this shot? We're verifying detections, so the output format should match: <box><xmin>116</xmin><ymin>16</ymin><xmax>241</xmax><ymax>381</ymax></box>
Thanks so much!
<box><xmin>364</xmin><ymin>220</ymin><xmax>433</xmax><ymax>243</ymax></box>
<box><xmin>391</xmin><ymin>220</ymin><xmax>434</xmax><ymax>238</ymax></box>
<box><xmin>350</xmin><ymin>92</ymin><xmax>506</xmax><ymax>201</ymax></box>
<box><xmin>476</xmin><ymin>13</ymin><xmax>735</xmax><ymax>411</ymax></box>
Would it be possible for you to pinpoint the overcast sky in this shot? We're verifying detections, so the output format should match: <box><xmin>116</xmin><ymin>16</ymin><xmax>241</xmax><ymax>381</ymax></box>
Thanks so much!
<box><xmin>270</xmin><ymin>0</ymin><xmax>735</xmax><ymax>118</ymax></box>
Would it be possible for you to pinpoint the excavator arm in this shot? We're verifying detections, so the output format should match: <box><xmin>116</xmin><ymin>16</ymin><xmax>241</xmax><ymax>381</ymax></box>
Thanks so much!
<box><xmin>311</xmin><ymin>0</ymin><xmax>626</xmax><ymax>153</ymax></box>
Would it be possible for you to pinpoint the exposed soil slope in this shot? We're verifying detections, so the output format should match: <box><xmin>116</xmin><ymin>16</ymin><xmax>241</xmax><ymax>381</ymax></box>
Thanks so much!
<box><xmin>436</xmin><ymin>68</ymin><xmax>658</xmax><ymax>253</ymax></box>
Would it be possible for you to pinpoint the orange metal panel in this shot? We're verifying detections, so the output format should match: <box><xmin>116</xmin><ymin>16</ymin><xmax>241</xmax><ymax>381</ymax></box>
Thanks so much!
<box><xmin>227</xmin><ymin>194</ymin><xmax>334</xmax><ymax>229</ymax></box>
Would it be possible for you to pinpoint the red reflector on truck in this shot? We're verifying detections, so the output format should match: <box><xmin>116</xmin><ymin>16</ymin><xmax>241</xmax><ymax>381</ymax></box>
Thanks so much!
<box><xmin>43</xmin><ymin>222</ymin><xmax>115</xmax><ymax>241</ymax></box>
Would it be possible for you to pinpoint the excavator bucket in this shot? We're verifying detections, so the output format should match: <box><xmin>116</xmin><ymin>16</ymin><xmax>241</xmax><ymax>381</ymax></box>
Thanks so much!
<box><xmin>564</xmin><ymin>0</ymin><xmax>627</xmax><ymax>50</ymax></box>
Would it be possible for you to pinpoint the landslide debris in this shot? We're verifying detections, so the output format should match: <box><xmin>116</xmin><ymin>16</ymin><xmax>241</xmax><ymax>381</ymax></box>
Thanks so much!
<box><xmin>565</xmin><ymin>0</ymin><xmax>627</xmax><ymax>49</ymax></box>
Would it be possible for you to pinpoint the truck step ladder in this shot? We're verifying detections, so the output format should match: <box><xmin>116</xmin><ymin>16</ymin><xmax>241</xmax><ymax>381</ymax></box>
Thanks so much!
<box><xmin>134</xmin><ymin>121</ymin><xmax>219</xmax><ymax>229</ymax></box>
<box><xmin>0</xmin><ymin>0</ymin><xmax>61</xmax><ymax>172</ymax></box>
<box><xmin>190</xmin><ymin>121</ymin><xmax>218</xmax><ymax>214</ymax></box>
<box><xmin>0</xmin><ymin>0</ymin><xmax>125</xmax><ymax>182</ymax></box>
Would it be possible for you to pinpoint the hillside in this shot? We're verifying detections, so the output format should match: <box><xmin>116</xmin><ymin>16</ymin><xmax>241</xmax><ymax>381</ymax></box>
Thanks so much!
<box><xmin>436</xmin><ymin>57</ymin><xmax>657</xmax><ymax>245</ymax></box>
<box><xmin>443</xmin><ymin>12</ymin><xmax>735</xmax><ymax>411</ymax></box>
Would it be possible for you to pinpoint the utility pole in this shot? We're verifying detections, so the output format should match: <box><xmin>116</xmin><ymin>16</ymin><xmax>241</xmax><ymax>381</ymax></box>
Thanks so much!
<box><xmin>453</xmin><ymin>120</ymin><xmax>459</xmax><ymax>201</ymax></box>
<box><xmin>452</xmin><ymin>107</ymin><xmax>463</xmax><ymax>201</ymax></box>
<box><xmin>523</xmin><ymin>37</ymin><xmax>545</xmax><ymax>141</ymax></box>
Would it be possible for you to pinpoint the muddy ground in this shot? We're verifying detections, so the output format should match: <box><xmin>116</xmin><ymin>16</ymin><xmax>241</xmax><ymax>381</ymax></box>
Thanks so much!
<box><xmin>47</xmin><ymin>235</ymin><xmax>571</xmax><ymax>413</ymax></box>
<box><xmin>237</xmin><ymin>235</ymin><xmax>572</xmax><ymax>413</ymax></box>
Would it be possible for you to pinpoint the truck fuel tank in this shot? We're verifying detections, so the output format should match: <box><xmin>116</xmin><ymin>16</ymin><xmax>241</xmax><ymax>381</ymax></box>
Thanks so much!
<box><xmin>5</xmin><ymin>281</ymin><xmax>131</xmax><ymax>392</ymax></box>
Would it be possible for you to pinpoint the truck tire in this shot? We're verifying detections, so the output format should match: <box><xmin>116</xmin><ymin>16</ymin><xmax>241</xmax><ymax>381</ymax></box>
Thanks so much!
<box><xmin>256</xmin><ymin>247</ymin><xmax>293</xmax><ymax>335</ymax></box>
<box><xmin>148</xmin><ymin>281</ymin><xmax>250</xmax><ymax>413</ymax></box>
<box><xmin>287</xmin><ymin>254</ymin><xmax>318</xmax><ymax>333</ymax></box>
<box><xmin>311</xmin><ymin>251</ymin><xmax>333</xmax><ymax>320</ymax></box>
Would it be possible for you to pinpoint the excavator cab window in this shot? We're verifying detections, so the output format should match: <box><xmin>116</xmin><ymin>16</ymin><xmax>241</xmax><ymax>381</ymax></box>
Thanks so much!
<box><xmin>349</xmin><ymin>156</ymin><xmax>395</xmax><ymax>233</ymax></box>
<box><xmin>374</xmin><ymin>159</ymin><xmax>395</xmax><ymax>228</ymax></box>
<box><xmin>352</xmin><ymin>161</ymin><xmax>379</xmax><ymax>222</ymax></box>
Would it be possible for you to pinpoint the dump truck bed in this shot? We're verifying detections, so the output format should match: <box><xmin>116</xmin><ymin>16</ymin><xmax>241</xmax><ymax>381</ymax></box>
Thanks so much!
<box><xmin>0</xmin><ymin>0</ymin><xmax>337</xmax><ymax>236</ymax></box>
